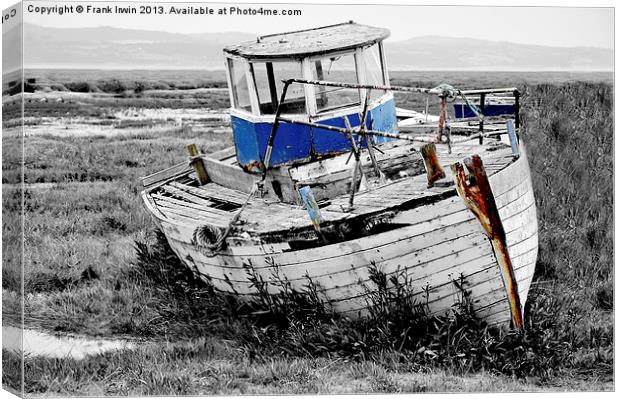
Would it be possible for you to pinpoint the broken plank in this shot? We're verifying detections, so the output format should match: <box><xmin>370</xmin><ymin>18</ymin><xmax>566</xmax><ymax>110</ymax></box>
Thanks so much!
<box><xmin>154</xmin><ymin>199</ymin><xmax>230</xmax><ymax>227</ymax></box>
<box><xmin>169</xmin><ymin>181</ymin><xmax>247</xmax><ymax>205</ymax></box>
<box><xmin>160</xmin><ymin>184</ymin><xmax>218</xmax><ymax>208</ymax></box>
<box><xmin>141</xmin><ymin>161</ymin><xmax>191</xmax><ymax>188</ymax></box>
<box><xmin>152</xmin><ymin>194</ymin><xmax>232</xmax><ymax>219</ymax></box>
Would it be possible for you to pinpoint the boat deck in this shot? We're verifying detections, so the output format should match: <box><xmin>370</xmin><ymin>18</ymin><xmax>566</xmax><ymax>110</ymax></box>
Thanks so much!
<box><xmin>143</xmin><ymin>134</ymin><xmax>517</xmax><ymax>241</ymax></box>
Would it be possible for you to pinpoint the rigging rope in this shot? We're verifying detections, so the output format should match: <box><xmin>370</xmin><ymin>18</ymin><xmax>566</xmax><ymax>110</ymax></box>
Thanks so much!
<box><xmin>432</xmin><ymin>83</ymin><xmax>483</xmax><ymax>120</ymax></box>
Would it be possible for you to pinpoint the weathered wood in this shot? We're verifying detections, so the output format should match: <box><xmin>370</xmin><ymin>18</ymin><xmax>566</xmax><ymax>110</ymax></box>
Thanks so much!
<box><xmin>513</xmin><ymin>90</ymin><xmax>521</xmax><ymax>129</ymax></box>
<box><xmin>143</xmin><ymin>130</ymin><xmax>537</xmax><ymax>327</ymax></box>
<box><xmin>298</xmin><ymin>186</ymin><xmax>323</xmax><ymax>232</ymax></box>
<box><xmin>159</xmin><ymin>185</ymin><xmax>219</xmax><ymax>209</ymax></box>
<box><xmin>506</xmin><ymin>120</ymin><xmax>520</xmax><ymax>157</ymax></box>
<box><xmin>169</xmin><ymin>181</ymin><xmax>247</xmax><ymax>205</ymax></box>
<box><xmin>451</xmin><ymin>155</ymin><xmax>523</xmax><ymax>331</ymax></box>
<box><xmin>141</xmin><ymin>161</ymin><xmax>191</xmax><ymax>189</ymax></box>
<box><xmin>343</xmin><ymin>115</ymin><xmax>366</xmax><ymax>209</ymax></box>
<box><xmin>420</xmin><ymin>143</ymin><xmax>446</xmax><ymax>188</ymax></box>
<box><xmin>152</xmin><ymin>193</ymin><xmax>232</xmax><ymax>220</ymax></box>
<box><xmin>478</xmin><ymin>93</ymin><xmax>486</xmax><ymax>145</ymax></box>
<box><xmin>155</xmin><ymin>200</ymin><xmax>229</xmax><ymax>227</ymax></box>
<box><xmin>224</xmin><ymin>22</ymin><xmax>390</xmax><ymax>60</ymax></box>
<box><xmin>203</xmin><ymin>154</ymin><xmax>257</xmax><ymax>193</ymax></box>
<box><xmin>187</xmin><ymin>144</ymin><xmax>209</xmax><ymax>185</ymax></box>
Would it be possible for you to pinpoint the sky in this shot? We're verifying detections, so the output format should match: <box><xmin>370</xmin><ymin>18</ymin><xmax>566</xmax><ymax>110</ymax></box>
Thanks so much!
<box><xmin>8</xmin><ymin>0</ymin><xmax>615</xmax><ymax>49</ymax></box>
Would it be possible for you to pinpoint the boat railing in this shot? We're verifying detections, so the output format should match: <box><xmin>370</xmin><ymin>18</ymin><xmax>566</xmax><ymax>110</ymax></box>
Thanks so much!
<box><xmin>252</xmin><ymin>78</ymin><xmax>522</xmax><ymax>211</ymax></box>
<box><xmin>261</xmin><ymin>78</ymin><xmax>521</xmax><ymax>175</ymax></box>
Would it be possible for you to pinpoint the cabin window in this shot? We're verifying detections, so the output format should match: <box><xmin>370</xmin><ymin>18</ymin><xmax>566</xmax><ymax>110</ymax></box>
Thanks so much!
<box><xmin>228</xmin><ymin>58</ymin><xmax>252</xmax><ymax>112</ymax></box>
<box><xmin>251</xmin><ymin>61</ymin><xmax>306</xmax><ymax>114</ymax></box>
<box><xmin>311</xmin><ymin>54</ymin><xmax>360</xmax><ymax>113</ymax></box>
<box><xmin>362</xmin><ymin>44</ymin><xmax>386</xmax><ymax>100</ymax></box>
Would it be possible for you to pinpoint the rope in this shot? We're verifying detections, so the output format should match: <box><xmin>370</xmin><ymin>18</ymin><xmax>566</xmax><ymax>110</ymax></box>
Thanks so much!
<box><xmin>193</xmin><ymin>182</ymin><xmax>259</xmax><ymax>256</ymax></box>
<box><xmin>432</xmin><ymin>83</ymin><xmax>483</xmax><ymax>120</ymax></box>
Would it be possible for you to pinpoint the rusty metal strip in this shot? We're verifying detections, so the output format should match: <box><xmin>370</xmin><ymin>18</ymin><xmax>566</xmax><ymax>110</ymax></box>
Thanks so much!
<box><xmin>451</xmin><ymin>155</ymin><xmax>523</xmax><ymax>331</ymax></box>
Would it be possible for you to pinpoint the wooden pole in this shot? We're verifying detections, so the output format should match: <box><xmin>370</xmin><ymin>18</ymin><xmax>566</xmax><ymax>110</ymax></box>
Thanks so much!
<box><xmin>451</xmin><ymin>156</ymin><xmax>523</xmax><ymax>331</ymax></box>
<box><xmin>478</xmin><ymin>93</ymin><xmax>486</xmax><ymax>145</ymax></box>
<box><xmin>506</xmin><ymin>120</ymin><xmax>520</xmax><ymax>158</ymax></box>
<box><xmin>298</xmin><ymin>186</ymin><xmax>323</xmax><ymax>232</ymax></box>
<box><xmin>513</xmin><ymin>90</ymin><xmax>521</xmax><ymax>130</ymax></box>
<box><xmin>261</xmin><ymin>79</ymin><xmax>292</xmax><ymax>184</ymax></box>
<box><xmin>437</xmin><ymin>96</ymin><xmax>447</xmax><ymax>142</ymax></box>
<box><xmin>344</xmin><ymin>116</ymin><xmax>366</xmax><ymax>209</ymax></box>
<box><xmin>187</xmin><ymin>143</ymin><xmax>209</xmax><ymax>185</ymax></box>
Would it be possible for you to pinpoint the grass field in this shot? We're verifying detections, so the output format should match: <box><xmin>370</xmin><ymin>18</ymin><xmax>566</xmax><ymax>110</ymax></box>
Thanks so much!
<box><xmin>1</xmin><ymin>69</ymin><xmax>614</xmax><ymax>395</ymax></box>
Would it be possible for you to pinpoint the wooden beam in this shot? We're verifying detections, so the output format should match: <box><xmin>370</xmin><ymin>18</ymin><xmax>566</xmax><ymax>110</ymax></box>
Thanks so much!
<box><xmin>451</xmin><ymin>155</ymin><xmax>523</xmax><ymax>331</ymax></box>
<box><xmin>187</xmin><ymin>144</ymin><xmax>209</xmax><ymax>185</ymax></box>
<box><xmin>244</xmin><ymin>61</ymin><xmax>260</xmax><ymax>115</ymax></box>
<box><xmin>506</xmin><ymin>120</ymin><xmax>520</xmax><ymax>158</ymax></box>
<box><xmin>478</xmin><ymin>93</ymin><xmax>486</xmax><ymax>145</ymax></box>
<box><xmin>301</xmin><ymin>59</ymin><xmax>318</xmax><ymax>115</ymax></box>
<box><xmin>140</xmin><ymin>161</ymin><xmax>191</xmax><ymax>189</ymax></box>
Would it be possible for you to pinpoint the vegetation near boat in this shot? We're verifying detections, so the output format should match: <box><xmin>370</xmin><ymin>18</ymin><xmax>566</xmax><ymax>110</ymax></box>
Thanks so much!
<box><xmin>140</xmin><ymin>22</ymin><xmax>538</xmax><ymax>330</ymax></box>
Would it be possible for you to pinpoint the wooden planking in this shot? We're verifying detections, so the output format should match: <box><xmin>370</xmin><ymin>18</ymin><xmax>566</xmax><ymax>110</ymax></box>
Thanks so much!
<box><xmin>471</xmin><ymin>270</ymin><xmax>537</xmax><ymax>320</ymax></box>
<box><xmin>470</xmin><ymin>257</ymin><xmax>538</xmax><ymax>312</ymax></box>
<box><xmin>147</xmin><ymin>139</ymin><xmax>537</xmax><ymax>325</ymax></box>
<box><xmin>141</xmin><ymin>161</ymin><xmax>191</xmax><ymax>188</ymax></box>
<box><xmin>477</xmin><ymin>301</ymin><xmax>512</xmax><ymax>326</ymax></box>
<box><xmin>153</xmin><ymin>193</ymin><xmax>232</xmax><ymax>220</ymax></box>
<box><xmin>168</xmin><ymin>181</ymin><xmax>247</xmax><ymax>205</ymax></box>
<box><xmin>164</xmin><ymin>157</ymin><xmax>533</xmax><ymax>266</ymax></box>
<box><xmin>148</xmin><ymin>141</ymin><xmax>520</xmax><ymax>241</ymax></box>
<box><xmin>289</xmin><ymin>141</ymin><xmax>422</xmax><ymax>181</ymax></box>
<box><xmin>223</xmin><ymin>22</ymin><xmax>390</xmax><ymax>59</ymax></box>
<box><xmin>203</xmin><ymin>154</ymin><xmax>258</xmax><ymax>194</ymax></box>
<box><xmin>243</xmin><ymin>200</ymin><xmax>353</xmax><ymax>231</ymax></box>
<box><xmin>499</xmin><ymin>190</ymin><xmax>535</xmax><ymax>223</ymax></box>
<box><xmin>168</xmin><ymin>200</ymin><xmax>481</xmax><ymax>268</ymax></box>
<box><xmin>494</xmin><ymin>175</ymin><xmax>532</xmax><ymax>208</ymax></box>
<box><xmin>155</xmin><ymin>201</ymin><xmax>228</xmax><ymax>228</ymax></box>
<box><xmin>153</xmin><ymin>193</ymin><xmax>220</xmax><ymax>215</ymax></box>
<box><xmin>184</xmin><ymin>228</ymin><xmax>494</xmax><ymax>286</ymax></box>
<box><xmin>153</xmin><ymin>196</ymin><xmax>231</xmax><ymax>227</ymax></box>
<box><xmin>488</xmin><ymin>150</ymin><xmax>531</xmax><ymax>197</ymax></box>
<box><xmin>160</xmin><ymin>184</ymin><xmax>218</xmax><ymax>208</ymax></box>
<box><xmin>171</xmin><ymin>216</ymin><xmax>489</xmax><ymax>281</ymax></box>
<box><xmin>339</xmin><ymin>247</ymin><xmax>537</xmax><ymax>317</ymax></box>
<box><xmin>334</xmin><ymin>265</ymin><xmax>508</xmax><ymax>316</ymax></box>
<box><xmin>326</xmin><ymin>243</ymin><xmax>537</xmax><ymax>313</ymax></box>
<box><xmin>160</xmin><ymin>152</ymin><xmax>536</xmax><ymax>284</ymax></box>
<box><xmin>200</xmin><ymin>227</ymin><xmax>533</xmax><ymax>301</ymax></box>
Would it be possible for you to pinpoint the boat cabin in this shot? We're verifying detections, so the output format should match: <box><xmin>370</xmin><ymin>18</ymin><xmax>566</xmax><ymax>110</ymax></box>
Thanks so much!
<box><xmin>223</xmin><ymin>21</ymin><xmax>397</xmax><ymax>172</ymax></box>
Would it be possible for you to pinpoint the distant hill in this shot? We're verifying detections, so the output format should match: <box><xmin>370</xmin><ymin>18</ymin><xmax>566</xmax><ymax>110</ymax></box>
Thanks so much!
<box><xmin>19</xmin><ymin>24</ymin><xmax>613</xmax><ymax>71</ymax></box>
<box><xmin>22</xmin><ymin>24</ymin><xmax>256</xmax><ymax>69</ymax></box>
<box><xmin>386</xmin><ymin>35</ymin><xmax>613</xmax><ymax>71</ymax></box>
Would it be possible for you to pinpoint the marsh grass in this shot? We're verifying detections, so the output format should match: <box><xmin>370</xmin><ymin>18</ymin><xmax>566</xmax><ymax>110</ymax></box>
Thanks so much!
<box><xmin>2</xmin><ymin>75</ymin><xmax>613</xmax><ymax>394</ymax></box>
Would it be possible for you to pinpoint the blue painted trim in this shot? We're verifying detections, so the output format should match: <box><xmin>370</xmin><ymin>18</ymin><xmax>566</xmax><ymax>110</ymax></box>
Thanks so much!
<box><xmin>232</xmin><ymin>98</ymin><xmax>398</xmax><ymax>170</ymax></box>
<box><xmin>454</xmin><ymin>103</ymin><xmax>515</xmax><ymax>118</ymax></box>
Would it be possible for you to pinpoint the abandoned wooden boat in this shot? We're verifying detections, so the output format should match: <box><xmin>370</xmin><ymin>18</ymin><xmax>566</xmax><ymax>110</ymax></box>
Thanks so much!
<box><xmin>140</xmin><ymin>22</ymin><xmax>538</xmax><ymax>330</ymax></box>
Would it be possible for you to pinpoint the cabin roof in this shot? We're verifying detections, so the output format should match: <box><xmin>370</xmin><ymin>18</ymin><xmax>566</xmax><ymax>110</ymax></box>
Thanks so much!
<box><xmin>223</xmin><ymin>21</ymin><xmax>390</xmax><ymax>60</ymax></box>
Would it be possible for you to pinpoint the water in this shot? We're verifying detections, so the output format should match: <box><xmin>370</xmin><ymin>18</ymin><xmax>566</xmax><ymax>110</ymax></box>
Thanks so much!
<box><xmin>2</xmin><ymin>325</ymin><xmax>134</xmax><ymax>360</ymax></box>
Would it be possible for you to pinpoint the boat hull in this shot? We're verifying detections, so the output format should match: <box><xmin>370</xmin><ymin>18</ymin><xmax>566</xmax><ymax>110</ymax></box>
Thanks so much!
<box><xmin>147</xmin><ymin>145</ymin><xmax>537</xmax><ymax>328</ymax></box>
